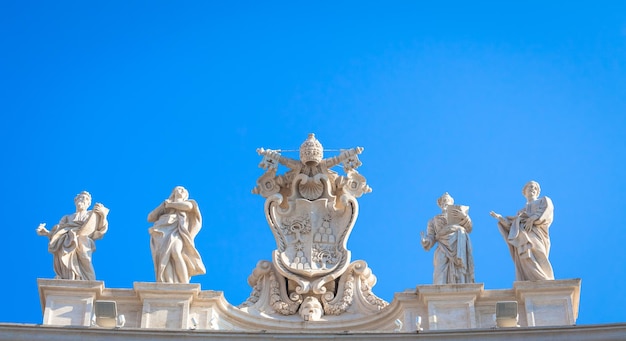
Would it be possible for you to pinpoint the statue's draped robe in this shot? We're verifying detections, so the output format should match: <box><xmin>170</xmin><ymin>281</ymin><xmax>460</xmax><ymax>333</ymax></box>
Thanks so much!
<box><xmin>497</xmin><ymin>196</ymin><xmax>554</xmax><ymax>281</ymax></box>
<box><xmin>47</xmin><ymin>210</ymin><xmax>108</xmax><ymax>280</ymax></box>
<box><xmin>148</xmin><ymin>200</ymin><xmax>206</xmax><ymax>283</ymax></box>
<box><xmin>425</xmin><ymin>214</ymin><xmax>475</xmax><ymax>284</ymax></box>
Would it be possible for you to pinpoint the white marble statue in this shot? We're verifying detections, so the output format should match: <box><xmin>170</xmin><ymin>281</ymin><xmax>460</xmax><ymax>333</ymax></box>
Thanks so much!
<box><xmin>421</xmin><ymin>192</ymin><xmax>475</xmax><ymax>284</ymax></box>
<box><xmin>241</xmin><ymin>134</ymin><xmax>386</xmax><ymax>321</ymax></box>
<box><xmin>490</xmin><ymin>181</ymin><xmax>555</xmax><ymax>281</ymax></box>
<box><xmin>148</xmin><ymin>186</ymin><xmax>206</xmax><ymax>283</ymax></box>
<box><xmin>36</xmin><ymin>191</ymin><xmax>109</xmax><ymax>280</ymax></box>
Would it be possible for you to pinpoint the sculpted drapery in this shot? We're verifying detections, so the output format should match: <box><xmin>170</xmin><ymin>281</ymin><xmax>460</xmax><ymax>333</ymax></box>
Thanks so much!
<box><xmin>421</xmin><ymin>193</ymin><xmax>475</xmax><ymax>284</ymax></box>
<box><xmin>37</xmin><ymin>191</ymin><xmax>109</xmax><ymax>281</ymax></box>
<box><xmin>491</xmin><ymin>181</ymin><xmax>555</xmax><ymax>281</ymax></box>
<box><xmin>148</xmin><ymin>186</ymin><xmax>206</xmax><ymax>283</ymax></box>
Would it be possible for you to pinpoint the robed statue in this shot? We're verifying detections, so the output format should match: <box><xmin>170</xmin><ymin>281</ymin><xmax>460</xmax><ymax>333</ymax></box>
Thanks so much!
<box><xmin>37</xmin><ymin>191</ymin><xmax>109</xmax><ymax>280</ymax></box>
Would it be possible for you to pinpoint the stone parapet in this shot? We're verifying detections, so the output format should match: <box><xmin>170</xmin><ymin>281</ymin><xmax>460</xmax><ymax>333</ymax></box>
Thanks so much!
<box><xmin>37</xmin><ymin>278</ymin><xmax>581</xmax><ymax>332</ymax></box>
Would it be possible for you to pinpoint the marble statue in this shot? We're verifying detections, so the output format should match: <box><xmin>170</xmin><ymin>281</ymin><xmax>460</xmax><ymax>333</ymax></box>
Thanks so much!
<box><xmin>36</xmin><ymin>191</ymin><xmax>109</xmax><ymax>280</ymax></box>
<box><xmin>420</xmin><ymin>192</ymin><xmax>475</xmax><ymax>284</ymax></box>
<box><xmin>148</xmin><ymin>186</ymin><xmax>206</xmax><ymax>284</ymax></box>
<box><xmin>241</xmin><ymin>133</ymin><xmax>386</xmax><ymax>321</ymax></box>
<box><xmin>490</xmin><ymin>181</ymin><xmax>555</xmax><ymax>281</ymax></box>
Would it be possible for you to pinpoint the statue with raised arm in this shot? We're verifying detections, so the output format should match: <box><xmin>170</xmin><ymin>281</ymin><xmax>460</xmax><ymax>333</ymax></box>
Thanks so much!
<box><xmin>420</xmin><ymin>192</ymin><xmax>475</xmax><ymax>284</ymax></box>
<box><xmin>148</xmin><ymin>186</ymin><xmax>206</xmax><ymax>283</ymax></box>
<box><xmin>490</xmin><ymin>180</ymin><xmax>555</xmax><ymax>281</ymax></box>
<box><xmin>36</xmin><ymin>191</ymin><xmax>109</xmax><ymax>280</ymax></box>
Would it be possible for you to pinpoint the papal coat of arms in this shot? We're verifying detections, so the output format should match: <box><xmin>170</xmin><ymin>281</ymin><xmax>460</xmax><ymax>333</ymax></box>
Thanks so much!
<box><xmin>239</xmin><ymin>134</ymin><xmax>387</xmax><ymax>321</ymax></box>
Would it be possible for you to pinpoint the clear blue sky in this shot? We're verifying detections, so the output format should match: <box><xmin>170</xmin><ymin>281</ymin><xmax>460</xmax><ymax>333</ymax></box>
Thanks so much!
<box><xmin>2</xmin><ymin>1</ymin><xmax>625</xmax><ymax>326</ymax></box>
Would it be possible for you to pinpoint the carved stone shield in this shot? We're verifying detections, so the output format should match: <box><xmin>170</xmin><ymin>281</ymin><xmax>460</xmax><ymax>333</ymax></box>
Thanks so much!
<box><xmin>265</xmin><ymin>176</ymin><xmax>357</xmax><ymax>294</ymax></box>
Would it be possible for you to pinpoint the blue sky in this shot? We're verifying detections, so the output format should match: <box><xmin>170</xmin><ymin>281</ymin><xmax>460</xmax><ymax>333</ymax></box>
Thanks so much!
<box><xmin>2</xmin><ymin>1</ymin><xmax>625</xmax><ymax>325</ymax></box>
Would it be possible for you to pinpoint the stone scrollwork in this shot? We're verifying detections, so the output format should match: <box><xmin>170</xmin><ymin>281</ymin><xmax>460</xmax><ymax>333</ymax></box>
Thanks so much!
<box><xmin>239</xmin><ymin>259</ymin><xmax>387</xmax><ymax>321</ymax></box>
<box><xmin>269</xmin><ymin>271</ymin><xmax>301</xmax><ymax>315</ymax></box>
<box><xmin>242</xmin><ymin>134</ymin><xmax>387</xmax><ymax>321</ymax></box>
<box><xmin>336</xmin><ymin>169</ymin><xmax>372</xmax><ymax>199</ymax></box>
<box><xmin>321</xmin><ymin>271</ymin><xmax>355</xmax><ymax>316</ymax></box>
<box><xmin>321</xmin><ymin>260</ymin><xmax>388</xmax><ymax>316</ymax></box>
<box><xmin>253</xmin><ymin>169</ymin><xmax>281</xmax><ymax>198</ymax></box>
<box><xmin>238</xmin><ymin>261</ymin><xmax>302</xmax><ymax>315</ymax></box>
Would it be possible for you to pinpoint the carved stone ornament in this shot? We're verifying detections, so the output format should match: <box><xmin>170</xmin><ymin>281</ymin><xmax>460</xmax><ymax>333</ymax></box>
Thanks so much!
<box><xmin>242</xmin><ymin>134</ymin><xmax>386</xmax><ymax>321</ymax></box>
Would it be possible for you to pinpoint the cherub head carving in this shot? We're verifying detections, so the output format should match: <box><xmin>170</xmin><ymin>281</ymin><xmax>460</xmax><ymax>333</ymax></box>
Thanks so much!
<box><xmin>299</xmin><ymin>296</ymin><xmax>323</xmax><ymax>321</ymax></box>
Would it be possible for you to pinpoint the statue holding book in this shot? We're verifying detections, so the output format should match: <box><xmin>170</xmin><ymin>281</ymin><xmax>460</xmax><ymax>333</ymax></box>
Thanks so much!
<box><xmin>36</xmin><ymin>191</ymin><xmax>109</xmax><ymax>281</ymax></box>
<box><xmin>421</xmin><ymin>192</ymin><xmax>475</xmax><ymax>284</ymax></box>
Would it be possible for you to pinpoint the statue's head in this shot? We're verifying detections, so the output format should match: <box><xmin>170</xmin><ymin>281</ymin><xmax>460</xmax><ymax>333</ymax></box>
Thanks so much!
<box><xmin>169</xmin><ymin>186</ymin><xmax>189</xmax><ymax>201</ymax></box>
<box><xmin>74</xmin><ymin>191</ymin><xmax>92</xmax><ymax>211</ymax></box>
<box><xmin>522</xmin><ymin>181</ymin><xmax>541</xmax><ymax>200</ymax></box>
<box><xmin>299</xmin><ymin>133</ymin><xmax>323</xmax><ymax>166</ymax></box>
<box><xmin>437</xmin><ymin>192</ymin><xmax>454</xmax><ymax>210</ymax></box>
<box><xmin>299</xmin><ymin>296</ymin><xmax>323</xmax><ymax>321</ymax></box>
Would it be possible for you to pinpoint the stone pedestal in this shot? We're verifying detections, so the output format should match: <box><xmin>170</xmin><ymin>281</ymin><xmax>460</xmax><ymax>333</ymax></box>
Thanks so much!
<box><xmin>515</xmin><ymin>278</ymin><xmax>581</xmax><ymax>327</ymax></box>
<box><xmin>416</xmin><ymin>283</ymin><xmax>483</xmax><ymax>330</ymax></box>
<box><xmin>189</xmin><ymin>291</ymin><xmax>223</xmax><ymax>330</ymax></box>
<box><xmin>134</xmin><ymin>282</ymin><xmax>200</xmax><ymax>329</ymax></box>
<box><xmin>38</xmin><ymin>279</ymin><xmax>103</xmax><ymax>326</ymax></box>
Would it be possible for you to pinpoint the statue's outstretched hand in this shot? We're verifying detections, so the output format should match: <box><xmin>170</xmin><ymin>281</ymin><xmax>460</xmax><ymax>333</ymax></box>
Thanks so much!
<box><xmin>36</xmin><ymin>223</ymin><xmax>49</xmax><ymax>236</ymax></box>
<box><xmin>93</xmin><ymin>203</ymin><xmax>109</xmax><ymax>217</ymax></box>
<box><xmin>420</xmin><ymin>231</ymin><xmax>429</xmax><ymax>247</ymax></box>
